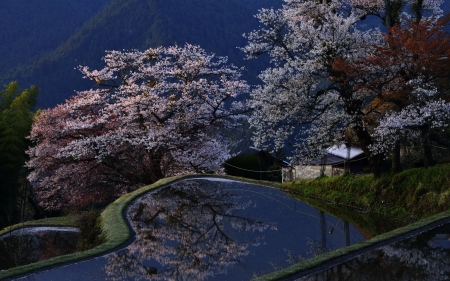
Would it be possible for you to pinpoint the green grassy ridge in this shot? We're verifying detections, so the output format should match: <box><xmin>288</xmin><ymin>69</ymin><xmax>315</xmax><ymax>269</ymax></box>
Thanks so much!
<box><xmin>281</xmin><ymin>164</ymin><xmax>450</xmax><ymax>221</ymax></box>
<box><xmin>0</xmin><ymin>215</ymin><xmax>80</xmax><ymax>236</ymax></box>
<box><xmin>0</xmin><ymin>174</ymin><xmax>266</xmax><ymax>280</ymax></box>
<box><xmin>0</xmin><ymin>175</ymin><xmax>185</xmax><ymax>280</ymax></box>
<box><xmin>252</xmin><ymin>209</ymin><xmax>450</xmax><ymax>281</ymax></box>
<box><xmin>2</xmin><ymin>168</ymin><xmax>450</xmax><ymax>280</ymax></box>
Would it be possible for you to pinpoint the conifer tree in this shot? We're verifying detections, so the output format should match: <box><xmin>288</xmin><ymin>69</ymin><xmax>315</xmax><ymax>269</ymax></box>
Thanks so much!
<box><xmin>0</xmin><ymin>82</ymin><xmax>38</xmax><ymax>227</ymax></box>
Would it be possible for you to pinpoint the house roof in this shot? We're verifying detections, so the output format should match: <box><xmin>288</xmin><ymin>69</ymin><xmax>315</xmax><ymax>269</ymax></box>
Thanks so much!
<box><xmin>308</xmin><ymin>154</ymin><xmax>348</xmax><ymax>165</ymax></box>
<box><xmin>326</xmin><ymin>144</ymin><xmax>364</xmax><ymax>160</ymax></box>
<box><xmin>302</xmin><ymin>144</ymin><xmax>365</xmax><ymax>166</ymax></box>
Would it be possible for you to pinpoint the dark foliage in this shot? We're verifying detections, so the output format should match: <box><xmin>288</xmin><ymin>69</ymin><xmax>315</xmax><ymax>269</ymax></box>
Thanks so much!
<box><xmin>76</xmin><ymin>210</ymin><xmax>105</xmax><ymax>251</ymax></box>
<box><xmin>225</xmin><ymin>149</ymin><xmax>284</xmax><ymax>182</ymax></box>
<box><xmin>0</xmin><ymin>82</ymin><xmax>38</xmax><ymax>228</ymax></box>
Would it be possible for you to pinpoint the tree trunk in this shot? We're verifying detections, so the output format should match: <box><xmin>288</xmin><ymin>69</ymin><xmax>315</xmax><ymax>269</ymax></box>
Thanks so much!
<box><xmin>352</xmin><ymin>125</ymin><xmax>383</xmax><ymax>178</ymax></box>
<box><xmin>421</xmin><ymin>126</ymin><xmax>434</xmax><ymax>167</ymax></box>
<box><xmin>28</xmin><ymin>194</ymin><xmax>46</xmax><ymax>220</ymax></box>
<box><xmin>384</xmin><ymin>0</ymin><xmax>393</xmax><ymax>29</ymax></box>
<box><xmin>392</xmin><ymin>141</ymin><xmax>401</xmax><ymax>173</ymax></box>
<box><xmin>146</xmin><ymin>147</ymin><xmax>165</xmax><ymax>183</ymax></box>
<box><xmin>411</xmin><ymin>0</ymin><xmax>424</xmax><ymax>24</ymax></box>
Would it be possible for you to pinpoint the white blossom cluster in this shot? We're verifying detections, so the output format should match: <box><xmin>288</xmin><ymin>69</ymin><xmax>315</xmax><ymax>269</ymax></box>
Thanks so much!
<box><xmin>243</xmin><ymin>0</ymin><xmax>447</xmax><ymax>165</ymax></box>
<box><xmin>26</xmin><ymin>44</ymin><xmax>250</xmax><ymax>210</ymax></box>
<box><xmin>371</xmin><ymin>80</ymin><xmax>450</xmax><ymax>154</ymax></box>
<box><xmin>242</xmin><ymin>0</ymin><xmax>383</xmax><ymax>163</ymax></box>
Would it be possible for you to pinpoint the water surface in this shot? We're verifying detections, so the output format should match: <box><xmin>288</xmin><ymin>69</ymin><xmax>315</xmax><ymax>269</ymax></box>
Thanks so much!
<box><xmin>297</xmin><ymin>223</ymin><xmax>450</xmax><ymax>281</ymax></box>
<box><xmin>0</xmin><ymin>227</ymin><xmax>79</xmax><ymax>271</ymax></box>
<box><xmin>11</xmin><ymin>178</ymin><xmax>373</xmax><ymax>280</ymax></box>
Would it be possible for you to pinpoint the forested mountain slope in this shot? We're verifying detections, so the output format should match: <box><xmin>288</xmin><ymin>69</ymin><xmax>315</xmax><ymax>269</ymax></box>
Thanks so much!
<box><xmin>0</xmin><ymin>0</ymin><xmax>108</xmax><ymax>83</ymax></box>
<box><xmin>5</xmin><ymin>0</ymin><xmax>446</xmax><ymax>108</ymax></box>
<box><xmin>1</xmin><ymin>0</ymin><xmax>282</xmax><ymax>108</ymax></box>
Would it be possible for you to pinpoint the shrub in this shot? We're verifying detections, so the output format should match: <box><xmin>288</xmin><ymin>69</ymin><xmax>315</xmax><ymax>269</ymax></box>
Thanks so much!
<box><xmin>76</xmin><ymin>210</ymin><xmax>105</xmax><ymax>251</ymax></box>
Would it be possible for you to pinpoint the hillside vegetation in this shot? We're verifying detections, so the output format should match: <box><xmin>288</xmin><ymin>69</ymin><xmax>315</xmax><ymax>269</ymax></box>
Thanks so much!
<box><xmin>1</xmin><ymin>0</ymin><xmax>282</xmax><ymax>108</ymax></box>
<box><xmin>281</xmin><ymin>164</ymin><xmax>450</xmax><ymax>221</ymax></box>
<box><xmin>0</xmin><ymin>0</ymin><xmax>108</xmax><ymax>80</ymax></box>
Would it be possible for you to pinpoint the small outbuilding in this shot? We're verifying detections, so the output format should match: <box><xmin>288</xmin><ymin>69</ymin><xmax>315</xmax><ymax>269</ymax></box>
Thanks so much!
<box><xmin>282</xmin><ymin>144</ymin><xmax>367</xmax><ymax>182</ymax></box>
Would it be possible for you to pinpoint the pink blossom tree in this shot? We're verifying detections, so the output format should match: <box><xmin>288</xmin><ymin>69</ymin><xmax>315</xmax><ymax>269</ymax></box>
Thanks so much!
<box><xmin>26</xmin><ymin>44</ymin><xmax>250</xmax><ymax>211</ymax></box>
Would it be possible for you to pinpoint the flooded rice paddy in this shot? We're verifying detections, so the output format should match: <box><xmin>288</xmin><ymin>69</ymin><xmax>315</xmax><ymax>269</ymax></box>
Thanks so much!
<box><xmin>6</xmin><ymin>178</ymin><xmax>409</xmax><ymax>280</ymax></box>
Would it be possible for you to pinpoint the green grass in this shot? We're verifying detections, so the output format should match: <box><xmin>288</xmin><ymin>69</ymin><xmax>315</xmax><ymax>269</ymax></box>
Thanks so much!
<box><xmin>251</xmin><ymin>208</ymin><xmax>450</xmax><ymax>281</ymax></box>
<box><xmin>281</xmin><ymin>163</ymin><xmax>450</xmax><ymax>221</ymax></box>
<box><xmin>0</xmin><ymin>215</ymin><xmax>80</xmax><ymax>236</ymax></box>
<box><xmin>0</xmin><ymin>175</ymin><xmax>185</xmax><ymax>280</ymax></box>
<box><xmin>250</xmin><ymin>164</ymin><xmax>450</xmax><ymax>280</ymax></box>
<box><xmin>2</xmin><ymin>167</ymin><xmax>450</xmax><ymax>280</ymax></box>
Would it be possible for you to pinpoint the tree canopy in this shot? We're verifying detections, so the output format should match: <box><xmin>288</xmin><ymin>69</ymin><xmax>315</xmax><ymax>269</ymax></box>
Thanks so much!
<box><xmin>332</xmin><ymin>15</ymin><xmax>450</xmax><ymax>168</ymax></box>
<box><xmin>0</xmin><ymin>82</ymin><xmax>38</xmax><ymax>226</ymax></box>
<box><xmin>26</xmin><ymin>44</ymin><xmax>250</xmax><ymax>211</ymax></box>
<box><xmin>242</xmin><ymin>0</ymin><xmax>449</xmax><ymax>175</ymax></box>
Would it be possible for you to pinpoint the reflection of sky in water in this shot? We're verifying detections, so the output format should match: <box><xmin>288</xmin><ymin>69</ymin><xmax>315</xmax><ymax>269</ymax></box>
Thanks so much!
<box><xmin>297</xmin><ymin>224</ymin><xmax>450</xmax><ymax>281</ymax></box>
<box><xmin>11</xmin><ymin>179</ymin><xmax>366</xmax><ymax>281</ymax></box>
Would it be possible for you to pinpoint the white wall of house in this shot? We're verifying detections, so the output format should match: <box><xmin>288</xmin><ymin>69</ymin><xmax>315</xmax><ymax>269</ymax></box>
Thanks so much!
<box><xmin>282</xmin><ymin>165</ymin><xmax>345</xmax><ymax>182</ymax></box>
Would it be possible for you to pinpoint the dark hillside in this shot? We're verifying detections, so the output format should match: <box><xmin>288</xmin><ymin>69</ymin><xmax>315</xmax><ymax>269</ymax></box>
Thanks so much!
<box><xmin>3</xmin><ymin>0</ymin><xmax>283</xmax><ymax>108</ymax></box>
<box><xmin>0</xmin><ymin>0</ymin><xmax>108</xmax><ymax>80</ymax></box>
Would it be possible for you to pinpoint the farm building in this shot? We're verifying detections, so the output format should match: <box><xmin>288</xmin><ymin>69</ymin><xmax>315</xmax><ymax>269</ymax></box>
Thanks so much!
<box><xmin>282</xmin><ymin>144</ymin><xmax>367</xmax><ymax>182</ymax></box>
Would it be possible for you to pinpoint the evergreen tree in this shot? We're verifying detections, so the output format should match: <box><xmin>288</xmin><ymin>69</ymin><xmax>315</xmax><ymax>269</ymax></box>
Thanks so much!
<box><xmin>0</xmin><ymin>82</ymin><xmax>38</xmax><ymax>227</ymax></box>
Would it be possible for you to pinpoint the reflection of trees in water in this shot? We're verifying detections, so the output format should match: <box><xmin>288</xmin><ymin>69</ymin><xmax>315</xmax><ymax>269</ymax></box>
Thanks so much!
<box><xmin>0</xmin><ymin>230</ymin><xmax>35</xmax><ymax>269</ymax></box>
<box><xmin>105</xmin><ymin>180</ymin><xmax>276</xmax><ymax>281</ymax></box>
<box><xmin>0</xmin><ymin>229</ymin><xmax>78</xmax><ymax>270</ymax></box>
<box><xmin>298</xmin><ymin>225</ymin><xmax>450</xmax><ymax>281</ymax></box>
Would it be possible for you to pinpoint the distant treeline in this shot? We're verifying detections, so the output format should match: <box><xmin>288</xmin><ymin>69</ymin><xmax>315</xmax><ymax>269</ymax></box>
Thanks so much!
<box><xmin>1</xmin><ymin>0</ymin><xmax>282</xmax><ymax>108</ymax></box>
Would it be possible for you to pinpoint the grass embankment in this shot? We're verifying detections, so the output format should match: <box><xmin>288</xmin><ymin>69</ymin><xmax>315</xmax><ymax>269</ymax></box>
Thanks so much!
<box><xmin>281</xmin><ymin>163</ymin><xmax>450</xmax><ymax>221</ymax></box>
<box><xmin>2</xmin><ymin>168</ymin><xmax>450</xmax><ymax>280</ymax></box>
<box><xmin>0</xmin><ymin>216</ymin><xmax>80</xmax><ymax>237</ymax></box>
<box><xmin>252</xmin><ymin>164</ymin><xmax>450</xmax><ymax>281</ymax></box>
<box><xmin>252</xmin><ymin>209</ymin><xmax>450</xmax><ymax>281</ymax></box>
<box><xmin>0</xmin><ymin>175</ymin><xmax>186</xmax><ymax>280</ymax></box>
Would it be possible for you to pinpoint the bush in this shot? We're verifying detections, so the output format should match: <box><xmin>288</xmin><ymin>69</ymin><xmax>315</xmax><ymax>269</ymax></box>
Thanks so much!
<box><xmin>76</xmin><ymin>210</ymin><xmax>105</xmax><ymax>251</ymax></box>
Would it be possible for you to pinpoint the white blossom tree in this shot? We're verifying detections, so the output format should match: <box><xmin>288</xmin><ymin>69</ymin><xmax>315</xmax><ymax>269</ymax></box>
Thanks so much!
<box><xmin>26</xmin><ymin>44</ymin><xmax>250</xmax><ymax>210</ymax></box>
<box><xmin>242</xmin><ymin>0</ymin><xmax>384</xmax><ymax>173</ymax></box>
<box><xmin>242</xmin><ymin>0</ymin><xmax>446</xmax><ymax>175</ymax></box>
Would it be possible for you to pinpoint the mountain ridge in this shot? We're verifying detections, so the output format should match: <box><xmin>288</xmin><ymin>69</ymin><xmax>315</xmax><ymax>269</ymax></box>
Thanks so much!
<box><xmin>4</xmin><ymin>0</ymin><xmax>447</xmax><ymax>108</ymax></box>
<box><xmin>2</xmin><ymin>0</ymin><xmax>282</xmax><ymax>108</ymax></box>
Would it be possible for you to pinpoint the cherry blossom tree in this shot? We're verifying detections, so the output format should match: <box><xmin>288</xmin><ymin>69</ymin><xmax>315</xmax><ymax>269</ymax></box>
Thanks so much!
<box><xmin>332</xmin><ymin>15</ymin><xmax>450</xmax><ymax>168</ymax></box>
<box><xmin>26</xmin><ymin>44</ymin><xmax>250</xmax><ymax>211</ymax></box>
<box><xmin>242</xmin><ymin>0</ymin><xmax>384</xmax><ymax>173</ymax></box>
<box><xmin>242</xmin><ymin>0</ymin><xmax>445</xmax><ymax>175</ymax></box>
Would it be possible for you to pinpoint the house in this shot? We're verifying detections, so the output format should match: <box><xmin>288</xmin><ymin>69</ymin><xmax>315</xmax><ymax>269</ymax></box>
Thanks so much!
<box><xmin>282</xmin><ymin>144</ymin><xmax>367</xmax><ymax>182</ymax></box>
<box><xmin>224</xmin><ymin>147</ymin><xmax>287</xmax><ymax>182</ymax></box>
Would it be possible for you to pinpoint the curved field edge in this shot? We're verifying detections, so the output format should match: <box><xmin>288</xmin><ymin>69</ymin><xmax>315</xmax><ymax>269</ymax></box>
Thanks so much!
<box><xmin>1</xmin><ymin>172</ymin><xmax>450</xmax><ymax>280</ymax></box>
<box><xmin>0</xmin><ymin>175</ymin><xmax>185</xmax><ymax>280</ymax></box>
<box><xmin>251</xmin><ymin>209</ymin><xmax>450</xmax><ymax>281</ymax></box>
<box><xmin>0</xmin><ymin>174</ymin><xmax>273</xmax><ymax>280</ymax></box>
